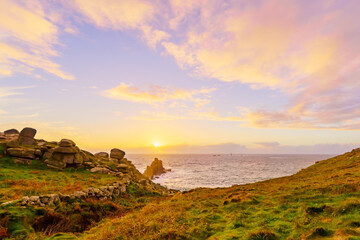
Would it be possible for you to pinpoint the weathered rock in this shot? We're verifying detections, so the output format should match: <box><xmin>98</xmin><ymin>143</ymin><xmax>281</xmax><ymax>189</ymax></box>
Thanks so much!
<box><xmin>83</xmin><ymin>161</ymin><xmax>95</xmax><ymax>168</ymax></box>
<box><xmin>4</xmin><ymin>129</ymin><xmax>19</xmax><ymax>135</ymax></box>
<box><xmin>29</xmin><ymin>196</ymin><xmax>40</xmax><ymax>205</ymax></box>
<box><xmin>18</xmin><ymin>127</ymin><xmax>37</xmax><ymax>145</ymax></box>
<box><xmin>53</xmin><ymin>146</ymin><xmax>78</xmax><ymax>154</ymax></box>
<box><xmin>7</xmin><ymin>148</ymin><xmax>35</xmax><ymax>159</ymax></box>
<box><xmin>90</xmin><ymin>167</ymin><xmax>111</xmax><ymax>174</ymax></box>
<box><xmin>109</xmin><ymin>158</ymin><xmax>119</xmax><ymax>163</ymax></box>
<box><xmin>43</xmin><ymin>149</ymin><xmax>54</xmax><ymax>159</ymax></box>
<box><xmin>59</xmin><ymin>139</ymin><xmax>75</xmax><ymax>147</ymax></box>
<box><xmin>49</xmin><ymin>194</ymin><xmax>60</xmax><ymax>204</ymax></box>
<box><xmin>6</xmin><ymin>140</ymin><xmax>19</xmax><ymax>148</ymax></box>
<box><xmin>143</xmin><ymin>158</ymin><xmax>169</xmax><ymax>179</ymax></box>
<box><xmin>116</xmin><ymin>163</ymin><xmax>129</xmax><ymax>172</ymax></box>
<box><xmin>13</xmin><ymin>158</ymin><xmax>32</xmax><ymax>164</ymax></box>
<box><xmin>73</xmin><ymin>153</ymin><xmax>83</xmax><ymax>164</ymax></box>
<box><xmin>73</xmin><ymin>191</ymin><xmax>87</xmax><ymax>199</ymax></box>
<box><xmin>19</xmin><ymin>137</ymin><xmax>36</xmax><ymax>145</ymax></box>
<box><xmin>119</xmin><ymin>158</ymin><xmax>131</xmax><ymax>165</ymax></box>
<box><xmin>34</xmin><ymin>149</ymin><xmax>43</xmax><ymax>157</ymax></box>
<box><xmin>21</xmin><ymin>196</ymin><xmax>30</xmax><ymax>205</ymax></box>
<box><xmin>95</xmin><ymin>152</ymin><xmax>109</xmax><ymax>158</ymax></box>
<box><xmin>23</xmin><ymin>149</ymin><xmax>36</xmax><ymax>159</ymax></box>
<box><xmin>110</xmin><ymin>148</ymin><xmax>125</xmax><ymax>160</ymax></box>
<box><xmin>19</xmin><ymin>127</ymin><xmax>36</xmax><ymax>138</ymax></box>
<box><xmin>80</xmin><ymin>151</ymin><xmax>89</xmax><ymax>162</ymax></box>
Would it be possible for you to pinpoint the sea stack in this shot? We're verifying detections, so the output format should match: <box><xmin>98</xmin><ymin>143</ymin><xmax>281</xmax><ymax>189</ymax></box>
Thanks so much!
<box><xmin>143</xmin><ymin>158</ymin><xmax>170</xmax><ymax>179</ymax></box>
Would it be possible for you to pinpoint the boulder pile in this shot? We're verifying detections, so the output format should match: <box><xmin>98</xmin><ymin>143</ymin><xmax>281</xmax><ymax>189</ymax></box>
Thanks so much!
<box><xmin>1</xmin><ymin>127</ymin><xmax>42</xmax><ymax>165</ymax></box>
<box><xmin>45</xmin><ymin>139</ymin><xmax>87</xmax><ymax>169</ymax></box>
<box><xmin>18</xmin><ymin>127</ymin><xmax>37</xmax><ymax>145</ymax></box>
<box><xmin>0</xmin><ymin>127</ymin><xmax>175</xmax><ymax>200</ymax></box>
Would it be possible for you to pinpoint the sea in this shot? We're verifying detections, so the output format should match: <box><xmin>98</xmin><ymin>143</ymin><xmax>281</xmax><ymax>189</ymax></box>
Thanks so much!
<box><xmin>127</xmin><ymin>154</ymin><xmax>333</xmax><ymax>191</ymax></box>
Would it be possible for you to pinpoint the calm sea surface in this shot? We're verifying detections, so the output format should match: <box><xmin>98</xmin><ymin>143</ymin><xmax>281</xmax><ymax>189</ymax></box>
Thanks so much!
<box><xmin>127</xmin><ymin>154</ymin><xmax>333</xmax><ymax>191</ymax></box>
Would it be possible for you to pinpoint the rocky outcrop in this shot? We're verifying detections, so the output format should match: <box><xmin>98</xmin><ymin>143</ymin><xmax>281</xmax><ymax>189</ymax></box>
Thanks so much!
<box><xmin>4</xmin><ymin>129</ymin><xmax>19</xmax><ymax>135</ymax></box>
<box><xmin>45</xmin><ymin>139</ymin><xmax>85</xmax><ymax>169</ymax></box>
<box><xmin>95</xmin><ymin>152</ymin><xmax>109</xmax><ymax>158</ymax></box>
<box><xmin>143</xmin><ymin>158</ymin><xmax>170</xmax><ymax>179</ymax></box>
<box><xmin>110</xmin><ymin>148</ymin><xmax>125</xmax><ymax>161</ymax></box>
<box><xmin>90</xmin><ymin>166</ymin><xmax>112</xmax><ymax>174</ymax></box>
<box><xmin>18</xmin><ymin>127</ymin><xmax>36</xmax><ymax>145</ymax></box>
<box><xmin>6</xmin><ymin>148</ymin><xmax>36</xmax><ymax>164</ymax></box>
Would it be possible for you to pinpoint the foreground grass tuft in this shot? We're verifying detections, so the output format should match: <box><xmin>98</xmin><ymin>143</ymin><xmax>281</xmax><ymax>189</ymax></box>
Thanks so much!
<box><xmin>247</xmin><ymin>230</ymin><xmax>278</xmax><ymax>240</ymax></box>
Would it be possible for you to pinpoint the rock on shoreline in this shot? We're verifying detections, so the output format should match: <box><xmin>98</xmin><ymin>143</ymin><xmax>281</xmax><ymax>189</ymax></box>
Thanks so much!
<box><xmin>143</xmin><ymin>158</ymin><xmax>171</xmax><ymax>179</ymax></box>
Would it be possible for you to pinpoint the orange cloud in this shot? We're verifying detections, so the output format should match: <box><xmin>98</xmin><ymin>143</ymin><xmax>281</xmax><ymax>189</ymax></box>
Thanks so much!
<box><xmin>72</xmin><ymin>0</ymin><xmax>153</xmax><ymax>29</ymax></box>
<box><xmin>104</xmin><ymin>83</ymin><xmax>215</xmax><ymax>104</ymax></box>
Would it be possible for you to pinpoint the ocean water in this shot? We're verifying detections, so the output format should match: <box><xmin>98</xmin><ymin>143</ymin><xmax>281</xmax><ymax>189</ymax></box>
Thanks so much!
<box><xmin>127</xmin><ymin>154</ymin><xmax>333</xmax><ymax>191</ymax></box>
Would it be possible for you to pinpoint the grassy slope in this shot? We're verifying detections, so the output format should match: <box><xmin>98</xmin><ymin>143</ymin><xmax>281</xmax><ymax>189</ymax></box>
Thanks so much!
<box><xmin>0</xmin><ymin>157</ymin><xmax>120</xmax><ymax>203</ymax></box>
<box><xmin>0</xmin><ymin>146</ymin><xmax>166</xmax><ymax>239</ymax></box>
<box><xmin>79</xmin><ymin>149</ymin><xmax>360</xmax><ymax>240</ymax></box>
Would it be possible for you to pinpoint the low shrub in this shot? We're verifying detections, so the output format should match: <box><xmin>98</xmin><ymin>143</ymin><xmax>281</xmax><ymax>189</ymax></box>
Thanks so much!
<box><xmin>247</xmin><ymin>230</ymin><xmax>278</xmax><ymax>240</ymax></box>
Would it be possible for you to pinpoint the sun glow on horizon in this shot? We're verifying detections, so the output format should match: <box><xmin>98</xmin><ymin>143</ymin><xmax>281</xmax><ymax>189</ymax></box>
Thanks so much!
<box><xmin>153</xmin><ymin>141</ymin><xmax>161</xmax><ymax>148</ymax></box>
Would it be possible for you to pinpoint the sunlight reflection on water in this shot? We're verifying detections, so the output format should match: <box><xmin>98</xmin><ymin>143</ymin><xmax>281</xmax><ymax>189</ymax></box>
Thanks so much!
<box><xmin>127</xmin><ymin>154</ymin><xmax>333</xmax><ymax>191</ymax></box>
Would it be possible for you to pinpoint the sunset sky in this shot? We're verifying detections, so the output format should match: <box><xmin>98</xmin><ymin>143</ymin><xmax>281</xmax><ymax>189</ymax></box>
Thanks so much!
<box><xmin>1</xmin><ymin>0</ymin><xmax>360</xmax><ymax>154</ymax></box>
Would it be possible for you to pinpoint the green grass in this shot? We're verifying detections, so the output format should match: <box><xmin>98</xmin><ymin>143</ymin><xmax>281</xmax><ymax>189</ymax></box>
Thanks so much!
<box><xmin>0</xmin><ymin>156</ymin><xmax>120</xmax><ymax>203</ymax></box>
<box><xmin>0</xmin><ymin>155</ymin><xmax>169</xmax><ymax>239</ymax></box>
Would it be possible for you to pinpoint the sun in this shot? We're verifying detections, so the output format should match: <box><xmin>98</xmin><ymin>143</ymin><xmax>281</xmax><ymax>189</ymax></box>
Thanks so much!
<box><xmin>153</xmin><ymin>141</ymin><xmax>161</xmax><ymax>148</ymax></box>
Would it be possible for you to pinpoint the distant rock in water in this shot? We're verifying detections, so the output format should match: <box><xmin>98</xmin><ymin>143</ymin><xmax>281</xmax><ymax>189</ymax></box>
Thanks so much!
<box><xmin>143</xmin><ymin>158</ymin><xmax>171</xmax><ymax>179</ymax></box>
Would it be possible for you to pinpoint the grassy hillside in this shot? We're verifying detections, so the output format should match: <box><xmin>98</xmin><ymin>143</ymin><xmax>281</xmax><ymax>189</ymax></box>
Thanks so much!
<box><xmin>79</xmin><ymin>149</ymin><xmax>360</xmax><ymax>240</ymax></box>
<box><xmin>0</xmin><ymin>156</ymin><xmax>119</xmax><ymax>203</ymax></box>
<box><xmin>0</xmin><ymin>152</ymin><xmax>167</xmax><ymax>239</ymax></box>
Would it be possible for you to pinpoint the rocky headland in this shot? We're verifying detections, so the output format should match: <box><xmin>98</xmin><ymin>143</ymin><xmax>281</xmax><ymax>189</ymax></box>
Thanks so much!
<box><xmin>143</xmin><ymin>157</ymin><xmax>171</xmax><ymax>179</ymax></box>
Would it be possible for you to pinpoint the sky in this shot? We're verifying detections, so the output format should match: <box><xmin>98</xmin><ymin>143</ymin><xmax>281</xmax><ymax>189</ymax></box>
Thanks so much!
<box><xmin>1</xmin><ymin>0</ymin><xmax>360</xmax><ymax>154</ymax></box>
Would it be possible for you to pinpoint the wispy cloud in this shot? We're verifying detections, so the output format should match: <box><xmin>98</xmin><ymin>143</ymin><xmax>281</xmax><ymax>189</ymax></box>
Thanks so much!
<box><xmin>157</xmin><ymin>1</ymin><xmax>360</xmax><ymax>129</ymax></box>
<box><xmin>103</xmin><ymin>83</ymin><xmax>215</xmax><ymax>104</ymax></box>
<box><xmin>2</xmin><ymin>0</ymin><xmax>360</xmax><ymax>130</ymax></box>
<box><xmin>0</xmin><ymin>0</ymin><xmax>74</xmax><ymax>80</ymax></box>
<box><xmin>70</xmin><ymin>0</ymin><xmax>169</xmax><ymax>49</ymax></box>
<box><xmin>67</xmin><ymin>0</ymin><xmax>360</xmax><ymax>129</ymax></box>
<box><xmin>0</xmin><ymin>86</ymin><xmax>30</xmax><ymax>98</ymax></box>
